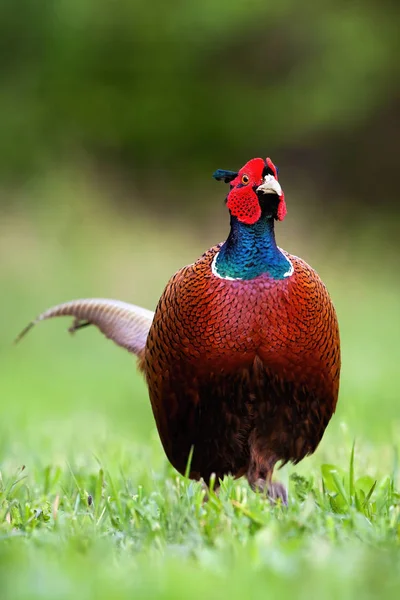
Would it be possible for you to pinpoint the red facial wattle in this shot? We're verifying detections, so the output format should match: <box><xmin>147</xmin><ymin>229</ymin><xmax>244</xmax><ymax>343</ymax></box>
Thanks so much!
<box><xmin>226</xmin><ymin>186</ymin><xmax>262</xmax><ymax>225</ymax></box>
<box><xmin>276</xmin><ymin>193</ymin><xmax>287</xmax><ymax>221</ymax></box>
<box><xmin>267</xmin><ymin>157</ymin><xmax>287</xmax><ymax>222</ymax></box>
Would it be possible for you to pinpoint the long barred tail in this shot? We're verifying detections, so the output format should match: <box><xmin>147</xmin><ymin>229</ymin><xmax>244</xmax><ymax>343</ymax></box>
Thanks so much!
<box><xmin>15</xmin><ymin>298</ymin><xmax>154</xmax><ymax>357</ymax></box>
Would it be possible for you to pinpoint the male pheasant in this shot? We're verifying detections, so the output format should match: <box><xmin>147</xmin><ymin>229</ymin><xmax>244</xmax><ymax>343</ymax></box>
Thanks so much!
<box><xmin>17</xmin><ymin>157</ymin><xmax>340</xmax><ymax>503</ymax></box>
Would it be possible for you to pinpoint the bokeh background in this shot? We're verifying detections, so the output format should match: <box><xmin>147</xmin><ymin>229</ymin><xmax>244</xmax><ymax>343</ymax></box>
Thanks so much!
<box><xmin>1</xmin><ymin>0</ymin><xmax>399</xmax><ymax>509</ymax></box>
<box><xmin>0</xmin><ymin>2</ymin><xmax>400</xmax><ymax>597</ymax></box>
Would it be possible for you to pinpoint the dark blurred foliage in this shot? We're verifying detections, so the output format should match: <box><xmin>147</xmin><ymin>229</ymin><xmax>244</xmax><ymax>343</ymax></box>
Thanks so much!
<box><xmin>0</xmin><ymin>0</ymin><xmax>398</xmax><ymax>211</ymax></box>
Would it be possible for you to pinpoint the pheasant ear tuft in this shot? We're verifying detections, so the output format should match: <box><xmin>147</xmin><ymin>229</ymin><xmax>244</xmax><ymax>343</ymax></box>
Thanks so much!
<box><xmin>212</xmin><ymin>169</ymin><xmax>238</xmax><ymax>183</ymax></box>
<box><xmin>266</xmin><ymin>157</ymin><xmax>279</xmax><ymax>180</ymax></box>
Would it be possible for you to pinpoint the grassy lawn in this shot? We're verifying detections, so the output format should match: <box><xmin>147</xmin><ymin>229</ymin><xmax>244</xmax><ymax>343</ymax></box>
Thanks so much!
<box><xmin>1</xmin><ymin>179</ymin><xmax>399</xmax><ymax>599</ymax></box>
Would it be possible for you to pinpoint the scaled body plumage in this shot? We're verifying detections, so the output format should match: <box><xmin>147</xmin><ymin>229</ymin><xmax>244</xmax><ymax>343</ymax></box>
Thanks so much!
<box><xmin>17</xmin><ymin>156</ymin><xmax>340</xmax><ymax>503</ymax></box>
<box><xmin>144</xmin><ymin>246</ymin><xmax>339</xmax><ymax>492</ymax></box>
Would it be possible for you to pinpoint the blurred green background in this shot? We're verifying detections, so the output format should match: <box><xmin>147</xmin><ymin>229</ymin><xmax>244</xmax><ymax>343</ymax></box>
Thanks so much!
<box><xmin>0</xmin><ymin>1</ymin><xmax>399</xmax><ymax>598</ymax></box>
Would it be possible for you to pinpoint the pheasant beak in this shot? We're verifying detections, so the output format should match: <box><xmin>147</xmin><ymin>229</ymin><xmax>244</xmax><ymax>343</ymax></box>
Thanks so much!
<box><xmin>256</xmin><ymin>174</ymin><xmax>282</xmax><ymax>197</ymax></box>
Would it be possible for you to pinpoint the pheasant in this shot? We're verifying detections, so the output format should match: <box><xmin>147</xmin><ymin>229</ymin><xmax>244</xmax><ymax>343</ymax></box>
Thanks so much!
<box><xmin>16</xmin><ymin>157</ymin><xmax>340</xmax><ymax>504</ymax></box>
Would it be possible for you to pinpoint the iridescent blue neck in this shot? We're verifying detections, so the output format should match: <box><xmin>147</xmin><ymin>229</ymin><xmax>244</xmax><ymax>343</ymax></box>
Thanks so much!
<box><xmin>214</xmin><ymin>216</ymin><xmax>292</xmax><ymax>280</ymax></box>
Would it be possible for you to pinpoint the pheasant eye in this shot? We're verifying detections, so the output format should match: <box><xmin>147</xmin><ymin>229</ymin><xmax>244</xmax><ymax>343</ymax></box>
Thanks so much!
<box><xmin>241</xmin><ymin>175</ymin><xmax>249</xmax><ymax>185</ymax></box>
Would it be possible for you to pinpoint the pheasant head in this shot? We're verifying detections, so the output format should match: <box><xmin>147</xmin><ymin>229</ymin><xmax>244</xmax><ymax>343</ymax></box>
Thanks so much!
<box><xmin>213</xmin><ymin>157</ymin><xmax>286</xmax><ymax>224</ymax></box>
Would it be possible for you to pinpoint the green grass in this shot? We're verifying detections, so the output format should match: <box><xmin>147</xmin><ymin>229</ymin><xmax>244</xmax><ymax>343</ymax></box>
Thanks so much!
<box><xmin>1</xmin><ymin>179</ymin><xmax>400</xmax><ymax>599</ymax></box>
